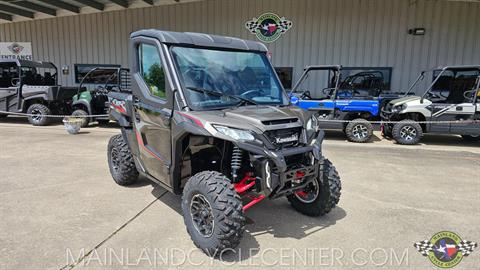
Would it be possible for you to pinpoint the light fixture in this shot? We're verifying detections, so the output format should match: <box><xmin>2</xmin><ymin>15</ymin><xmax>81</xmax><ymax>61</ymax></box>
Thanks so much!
<box><xmin>408</xmin><ymin>28</ymin><xmax>426</xmax><ymax>36</ymax></box>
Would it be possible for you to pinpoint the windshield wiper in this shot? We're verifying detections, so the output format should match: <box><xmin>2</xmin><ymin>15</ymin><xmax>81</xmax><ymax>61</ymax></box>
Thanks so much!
<box><xmin>185</xmin><ymin>87</ymin><xmax>258</xmax><ymax>106</ymax></box>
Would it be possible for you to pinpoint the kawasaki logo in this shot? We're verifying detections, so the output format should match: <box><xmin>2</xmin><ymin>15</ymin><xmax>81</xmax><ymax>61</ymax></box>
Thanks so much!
<box><xmin>275</xmin><ymin>134</ymin><xmax>298</xmax><ymax>144</ymax></box>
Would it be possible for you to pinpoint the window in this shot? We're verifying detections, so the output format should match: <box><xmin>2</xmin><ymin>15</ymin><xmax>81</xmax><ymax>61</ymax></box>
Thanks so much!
<box><xmin>74</xmin><ymin>64</ymin><xmax>120</xmax><ymax>84</ymax></box>
<box><xmin>336</xmin><ymin>67</ymin><xmax>392</xmax><ymax>98</ymax></box>
<box><xmin>138</xmin><ymin>43</ymin><xmax>166</xmax><ymax>98</ymax></box>
<box><xmin>430</xmin><ymin>69</ymin><xmax>480</xmax><ymax>103</ymax></box>
<box><xmin>275</xmin><ymin>67</ymin><xmax>293</xmax><ymax>90</ymax></box>
<box><xmin>0</xmin><ymin>63</ymin><xmax>19</xmax><ymax>87</ymax></box>
<box><xmin>171</xmin><ymin>46</ymin><xmax>286</xmax><ymax>110</ymax></box>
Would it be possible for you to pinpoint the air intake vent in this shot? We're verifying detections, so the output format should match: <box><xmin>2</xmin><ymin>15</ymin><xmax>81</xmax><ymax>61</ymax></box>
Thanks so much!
<box><xmin>262</xmin><ymin>118</ymin><xmax>298</xmax><ymax>125</ymax></box>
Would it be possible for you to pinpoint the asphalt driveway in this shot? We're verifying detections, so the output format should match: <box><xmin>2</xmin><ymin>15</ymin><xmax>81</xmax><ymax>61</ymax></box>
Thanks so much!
<box><xmin>0</xmin><ymin>118</ymin><xmax>479</xmax><ymax>269</ymax></box>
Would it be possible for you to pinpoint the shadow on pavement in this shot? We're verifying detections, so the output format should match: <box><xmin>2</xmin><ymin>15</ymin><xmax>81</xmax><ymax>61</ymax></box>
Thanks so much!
<box><xmin>382</xmin><ymin>133</ymin><xmax>480</xmax><ymax>148</ymax></box>
<box><xmin>149</xmin><ymin>183</ymin><xmax>346</xmax><ymax>262</ymax></box>
<box><xmin>324</xmin><ymin>130</ymin><xmax>381</xmax><ymax>143</ymax></box>
<box><xmin>0</xmin><ymin>115</ymin><xmax>119</xmax><ymax>128</ymax></box>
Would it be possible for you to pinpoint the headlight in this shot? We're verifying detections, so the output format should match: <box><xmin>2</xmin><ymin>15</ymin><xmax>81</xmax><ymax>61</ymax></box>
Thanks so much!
<box><xmin>213</xmin><ymin>125</ymin><xmax>255</xmax><ymax>141</ymax></box>
<box><xmin>306</xmin><ymin>115</ymin><xmax>319</xmax><ymax>132</ymax></box>
<box><xmin>392</xmin><ymin>104</ymin><xmax>406</xmax><ymax>113</ymax></box>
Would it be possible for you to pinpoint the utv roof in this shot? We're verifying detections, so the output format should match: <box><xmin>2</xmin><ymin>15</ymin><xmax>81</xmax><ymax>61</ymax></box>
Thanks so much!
<box><xmin>304</xmin><ymin>65</ymin><xmax>342</xmax><ymax>71</ymax></box>
<box><xmin>131</xmin><ymin>29</ymin><xmax>268</xmax><ymax>52</ymax></box>
<box><xmin>439</xmin><ymin>65</ymin><xmax>480</xmax><ymax>71</ymax></box>
<box><xmin>0</xmin><ymin>59</ymin><xmax>56</xmax><ymax>69</ymax></box>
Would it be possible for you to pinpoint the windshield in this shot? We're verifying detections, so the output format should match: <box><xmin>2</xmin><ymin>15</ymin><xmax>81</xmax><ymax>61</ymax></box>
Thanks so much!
<box><xmin>171</xmin><ymin>46</ymin><xmax>287</xmax><ymax>110</ymax></box>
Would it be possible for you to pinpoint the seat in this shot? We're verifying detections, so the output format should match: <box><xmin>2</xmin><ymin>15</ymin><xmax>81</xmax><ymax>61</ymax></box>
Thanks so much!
<box><xmin>44</xmin><ymin>72</ymin><xmax>55</xmax><ymax>85</ymax></box>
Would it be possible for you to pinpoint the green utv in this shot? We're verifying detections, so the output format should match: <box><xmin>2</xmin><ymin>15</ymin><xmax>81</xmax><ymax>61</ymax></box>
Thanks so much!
<box><xmin>72</xmin><ymin>67</ymin><xmax>130</xmax><ymax>127</ymax></box>
<box><xmin>107</xmin><ymin>30</ymin><xmax>342</xmax><ymax>255</ymax></box>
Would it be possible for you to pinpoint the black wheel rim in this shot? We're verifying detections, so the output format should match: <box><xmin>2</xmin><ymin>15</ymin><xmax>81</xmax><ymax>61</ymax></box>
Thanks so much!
<box><xmin>110</xmin><ymin>148</ymin><xmax>120</xmax><ymax>172</ymax></box>
<box><xmin>190</xmin><ymin>194</ymin><xmax>214</xmax><ymax>237</ymax></box>
<box><xmin>352</xmin><ymin>124</ymin><xmax>368</xmax><ymax>139</ymax></box>
<box><xmin>294</xmin><ymin>180</ymin><xmax>319</xmax><ymax>203</ymax></box>
<box><xmin>400</xmin><ymin>125</ymin><xmax>417</xmax><ymax>141</ymax></box>
<box><xmin>31</xmin><ymin>108</ymin><xmax>43</xmax><ymax>121</ymax></box>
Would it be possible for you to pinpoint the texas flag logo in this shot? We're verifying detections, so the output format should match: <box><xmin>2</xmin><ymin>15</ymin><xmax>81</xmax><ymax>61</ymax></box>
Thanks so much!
<box><xmin>245</xmin><ymin>12</ymin><xmax>292</xmax><ymax>43</ymax></box>
<box><xmin>433</xmin><ymin>239</ymin><xmax>459</xmax><ymax>260</ymax></box>
<box><xmin>414</xmin><ymin>231</ymin><xmax>477</xmax><ymax>268</ymax></box>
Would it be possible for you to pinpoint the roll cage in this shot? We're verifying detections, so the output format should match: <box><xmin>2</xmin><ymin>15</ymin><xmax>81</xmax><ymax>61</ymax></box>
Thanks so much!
<box><xmin>0</xmin><ymin>59</ymin><xmax>58</xmax><ymax>88</ymax></box>
<box><xmin>403</xmin><ymin>65</ymin><xmax>480</xmax><ymax>103</ymax></box>
<box><xmin>77</xmin><ymin>67</ymin><xmax>130</xmax><ymax>95</ymax></box>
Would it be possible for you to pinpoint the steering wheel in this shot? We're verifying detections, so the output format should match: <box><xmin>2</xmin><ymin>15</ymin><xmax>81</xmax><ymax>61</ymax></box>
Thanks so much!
<box><xmin>426</xmin><ymin>91</ymin><xmax>442</xmax><ymax>100</ymax></box>
<box><xmin>240</xmin><ymin>89</ymin><xmax>262</xmax><ymax>99</ymax></box>
<box><xmin>299</xmin><ymin>90</ymin><xmax>312</xmax><ymax>99</ymax></box>
<box><xmin>322</xmin><ymin>87</ymin><xmax>336</xmax><ymax>97</ymax></box>
<box><xmin>463</xmin><ymin>89</ymin><xmax>477</xmax><ymax>100</ymax></box>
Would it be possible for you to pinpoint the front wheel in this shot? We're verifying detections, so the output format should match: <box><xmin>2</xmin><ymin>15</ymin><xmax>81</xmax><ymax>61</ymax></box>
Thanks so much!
<box><xmin>182</xmin><ymin>171</ymin><xmax>245</xmax><ymax>256</ymax></box>
<box><xmin>392</xmin><ymin>119</ymin><xmax>423</xmax><ymax>145</ymax></box>
<box><xmin>345</xmin><ymin>118</ymin><xmax>373</xmax><ymax>143</ymax></box>
<box><xmin>27</xmin><ymin>103</ymin><xmax>51</xmax><ymax>126</ymax></box>
<box><xmin>461</xmin><ymin>135</ymin><xmax>480</xmax><ymax>142</ymax></box>
<box><xmin>72</xmin><ymin>109</ymin><xmax>90</xmax><ymax>128</ymax></box>
<box><xmin>288</xmin><ymin>158</ymin><xmax>341</xmax><ymax>216</ymax></box>
<box><xmin>107</xmin><ymin>134</ymin><xmax>139</xmax><ymax>186</ymax></box>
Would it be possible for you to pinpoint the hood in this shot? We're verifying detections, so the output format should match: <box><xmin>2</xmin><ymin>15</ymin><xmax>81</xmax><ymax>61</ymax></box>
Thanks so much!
<box><xmin>188</xmin><ymin>105</ymin><xmax>308</xmax><ymax>133</ymax></box>
<box><xmin>389</xmin><ymin>95</ymin><xmax>421</xmax><ymax>106</ymax></box>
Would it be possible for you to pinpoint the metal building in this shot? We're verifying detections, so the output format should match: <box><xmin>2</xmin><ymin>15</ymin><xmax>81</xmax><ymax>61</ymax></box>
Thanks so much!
<box><xmin>0</xmin><ymin>0</ymin><xmax>479</xmax><ymax>92</ymax></box>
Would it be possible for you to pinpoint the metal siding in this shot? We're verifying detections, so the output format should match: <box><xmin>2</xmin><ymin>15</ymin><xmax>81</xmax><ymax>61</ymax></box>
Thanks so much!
<box><xmin>0</xmin><ymin>0</ymin><xmax>477</xmax><ymax>91</ymax></box>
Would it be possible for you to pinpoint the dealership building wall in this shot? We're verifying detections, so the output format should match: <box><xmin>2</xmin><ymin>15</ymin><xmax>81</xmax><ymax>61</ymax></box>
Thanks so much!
<box><xmin>0</xmin><ymin>0</ymin><xmax>479</xmax><ymax>92</ymax></box>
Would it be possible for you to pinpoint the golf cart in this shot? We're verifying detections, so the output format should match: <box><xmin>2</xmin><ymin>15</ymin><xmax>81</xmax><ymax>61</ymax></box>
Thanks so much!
<box><xmin>381</xmin><ymin>66</ymin><xmax>480</xmax><ymax>144</ymax></box>
<box><xmin>0</xmin><ymin>59</ymin><xmax>77</xmax><ymax>125</ymax></box>
<box><xmin>290</xmin><ymin>66</ymin><xmax>404</xmax><ymax>142</ymax></box>
<box><xmin>72</xmin><ymin>67</ymin><xmax>130</xmax><ymax>127</ymax></box>
<box><xmin>107</xmin><ymin>30</ymin><xmax>341</xmax><ymax>255</ymax></box>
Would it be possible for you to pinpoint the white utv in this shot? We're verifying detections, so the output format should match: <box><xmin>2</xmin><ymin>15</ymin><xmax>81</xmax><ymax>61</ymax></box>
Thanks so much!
<box><xmin>381</xmin><ymin>66</ymin><xmax>480</xmax><ymax>145</ymax></box>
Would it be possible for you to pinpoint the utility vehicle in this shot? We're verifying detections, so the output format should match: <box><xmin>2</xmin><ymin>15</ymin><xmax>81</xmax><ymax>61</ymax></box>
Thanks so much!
<box><xmin>72</xmin><ymin>67</ymin><xmax>130</xmax><ymax>127</ymax></box>
<box><xmin>0</xmin><ymin>59</ymin><xmax>77</xmax><ymax>125</ymax></box>
<box><xmin>107</xmin><ymin>30</ymin><xmax>342</xmax><ymax>255</ymax></box>
<box><xmin>291</xmin><ymin>66</ymin><xmax>404</xmax><ymax>142</ymax></box>
<box><xmin>381</xmin><ymin>66</ymin><xmax>480</xmax><ymax>145</ymax></box>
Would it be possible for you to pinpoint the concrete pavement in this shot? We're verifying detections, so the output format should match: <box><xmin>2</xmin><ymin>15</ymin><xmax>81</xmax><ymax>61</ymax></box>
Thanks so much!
<box><xmin>0</xmin><ymin>118</ymin><xmax>479</xmax><ymax>269</ymax></box>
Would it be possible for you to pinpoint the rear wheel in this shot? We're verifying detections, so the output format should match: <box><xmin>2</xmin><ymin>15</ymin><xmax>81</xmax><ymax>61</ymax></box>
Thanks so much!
<box><xmin>345</xmin><ymin>118</ymin><xmax>373</xmax><ymax>143</ymax></box>
<box><xmin>72</xmin><ymin>109</ymin><xmax>90</xmax><ymax>128</ymax></box>
<box><xmin>182</xmin><ymin>171</ymin><xmax>245</xmax><ymax>256</ymax></box>
<box><xmin>461</xmin><ymin>135</ymin><xmax>480</xmax><ymax>142</ymax></box>
<box><xmin>288</xmin><ymin>158</ymin><xmax>341</xmax><ymax>216</ymax></box>
<box><xmin>108</xmin><ymin>134</ymin><xmax>139</xmax><ymax>186</ymax></box>
<box><xmin>392</xmin><ymin>119</ymin><xmax>423</xmax><ymax>145</ymax></box>
<box><xmin>27</xmin><ymin>103</ymin><xmax>51</xmax><ymax>126</ymax></box>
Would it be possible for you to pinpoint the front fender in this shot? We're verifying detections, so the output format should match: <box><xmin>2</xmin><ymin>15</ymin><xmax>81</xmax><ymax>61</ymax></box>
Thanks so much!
<box><xmin>72</xmin><ymin>99</ymin><xmax>92</xmax><ymax>115</ymax></box>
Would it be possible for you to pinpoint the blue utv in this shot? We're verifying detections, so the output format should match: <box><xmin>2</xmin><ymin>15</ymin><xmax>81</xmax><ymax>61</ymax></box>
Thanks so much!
<box><xmin>290</xmin><ymin>65</ymin><xmax>405</xmax><ymax>142</ymax></box>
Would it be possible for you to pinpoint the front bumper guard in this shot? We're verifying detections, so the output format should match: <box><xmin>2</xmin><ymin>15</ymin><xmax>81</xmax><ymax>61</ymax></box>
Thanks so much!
<box><xmin>237</xmin><ymin>131</ymin><xmax>324</xmax><ymax>199</ymax></box>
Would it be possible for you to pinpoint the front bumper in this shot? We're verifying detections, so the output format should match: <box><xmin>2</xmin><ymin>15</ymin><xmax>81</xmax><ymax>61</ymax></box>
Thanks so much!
<box><xmin>236</xmin><ymin>131</ymin><xmax>325</xmax><ymax>199</ymax></box>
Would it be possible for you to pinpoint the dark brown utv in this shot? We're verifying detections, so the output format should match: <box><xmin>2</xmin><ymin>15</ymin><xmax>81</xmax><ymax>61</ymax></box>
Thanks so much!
<box><xmin>107</xmin><ymin>29</ymin><xmax>342</xmax><ymax>256</ymax></box>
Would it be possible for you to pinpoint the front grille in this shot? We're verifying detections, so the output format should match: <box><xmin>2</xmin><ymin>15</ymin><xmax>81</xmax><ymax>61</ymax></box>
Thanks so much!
<box><xmin>262</xmin><ymin>118</ymin><xmax>298</xmax><ymax>126</ymax></box>
<box><xmin>264</xmin><ymin>127</ymin><xmax>302</xmax><ymax>149</ymax></box>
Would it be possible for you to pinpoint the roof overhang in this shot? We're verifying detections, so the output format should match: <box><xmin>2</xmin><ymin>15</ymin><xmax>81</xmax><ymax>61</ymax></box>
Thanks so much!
<box><xmin>0</xmin><ymin>0</ymin><xmax>204</xmax><ymax>24</ymax></box>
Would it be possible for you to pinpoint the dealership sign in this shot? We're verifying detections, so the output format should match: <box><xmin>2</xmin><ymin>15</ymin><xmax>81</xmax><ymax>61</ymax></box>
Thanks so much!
<box><xmin>245</xmin><ymin>13</ymin><xmax>292</xmax><ymax>43</ymax></box>
<box><xmin>0</xmin><ymin>42</ymin><xmax>32</xmax><ymax>60</ymax></box>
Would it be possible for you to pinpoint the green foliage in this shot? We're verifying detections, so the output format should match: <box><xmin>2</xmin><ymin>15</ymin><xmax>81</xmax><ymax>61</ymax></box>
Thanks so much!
<box><xmin>145</xmin><ymin>63</ymin><xmax>166</xmax><ymax>98</ymax></box>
